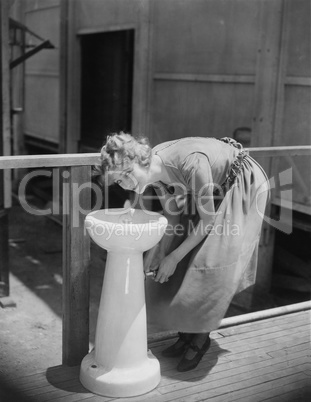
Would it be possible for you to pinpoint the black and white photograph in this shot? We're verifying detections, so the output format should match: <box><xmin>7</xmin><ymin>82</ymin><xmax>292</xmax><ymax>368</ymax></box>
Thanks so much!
<box><xmin>0</xmin><ymin>0</ymin><xmax>310</xmax><ymax>401</ymax></box>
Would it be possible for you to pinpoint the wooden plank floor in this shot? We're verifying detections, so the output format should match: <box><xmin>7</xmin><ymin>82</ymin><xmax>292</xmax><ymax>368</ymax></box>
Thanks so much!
<box><xmin>3</xmin><ymin>310</ymin><xmax>310</xmax><ymax>402</ymax></box>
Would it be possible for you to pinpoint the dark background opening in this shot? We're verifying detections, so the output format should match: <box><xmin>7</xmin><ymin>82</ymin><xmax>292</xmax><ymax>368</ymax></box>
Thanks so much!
<box><xmin>80</xmin><ymin>29</ymin><xmax>134</xmax><ymax>151</ymax></box>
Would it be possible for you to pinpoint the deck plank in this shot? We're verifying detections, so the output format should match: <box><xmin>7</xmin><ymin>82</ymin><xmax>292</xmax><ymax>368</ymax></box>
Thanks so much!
<box><xmin>156</xmin><ymin>359</ymin><xmax>308</xmax><ymax>395</ymax></box>
<box><xmin>3</xmin><ymin>310</ymin><xmax>309</xmax><ymax>402</ymax></box>
<box><xmin>198</xmin><ymin>374</ymin><xmax>310</xmax><ymax>402</ymax></box>
<box><xmin>158</xmin><ymin>349</ymin><xmax>307</xmax><ymax>387</ymax></box>
<box><xmin>261</xmin><ymin>383</ymin><xmax>311</xmax><ymax>402</ymax></box>
<box><xmin>237</xmin><ymin>378</ymin><xmax>311</xmax><ymax>402</ymax></box>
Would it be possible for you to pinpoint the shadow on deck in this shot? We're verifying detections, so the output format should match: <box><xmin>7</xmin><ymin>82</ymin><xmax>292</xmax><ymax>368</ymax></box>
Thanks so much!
<box><xmin>1</xmin><ymin>310</ymin><xmax>310</xmax><ymax>402</ymax></box>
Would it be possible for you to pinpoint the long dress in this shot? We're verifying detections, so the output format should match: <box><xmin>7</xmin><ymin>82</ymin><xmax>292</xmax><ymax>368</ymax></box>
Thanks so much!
<box><xmin>145</xmin><ymin>137</ymin><xmax>269</xmax><ymax>333</ymax></box>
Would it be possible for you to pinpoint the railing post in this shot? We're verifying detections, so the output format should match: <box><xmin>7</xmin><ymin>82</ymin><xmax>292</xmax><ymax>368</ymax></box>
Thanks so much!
<box><xmin>0</xmin><ymin>0</ymin><xmax>10</xmax><ymax>301</ymax></box>
<box><xmin>62</xmin><ymin>165</ymin><xmax>91</xmax><ymax>366</ymax></box>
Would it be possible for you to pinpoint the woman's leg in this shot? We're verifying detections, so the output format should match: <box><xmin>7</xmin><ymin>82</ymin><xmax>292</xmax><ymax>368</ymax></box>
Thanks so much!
<box><xmin>161</xmin><ymin>332</ymin><xmax>195</xmax><ymax>357</ymax></box>
<box><xmin>177</xmin><ymin>332</ymin><xmax>211</xmax><ymax>372</ymax></box>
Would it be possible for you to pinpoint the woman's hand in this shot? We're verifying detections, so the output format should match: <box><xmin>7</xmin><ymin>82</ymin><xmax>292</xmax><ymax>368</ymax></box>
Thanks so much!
<box><xmin>144</xmin><ymin>243</ymin><xmax>162</xmax><ymax>273</ymax></box>
<box><xmin>154</xmin><ymin>253</ymin><xmax>179</xmax><ymax>284</ymax></box>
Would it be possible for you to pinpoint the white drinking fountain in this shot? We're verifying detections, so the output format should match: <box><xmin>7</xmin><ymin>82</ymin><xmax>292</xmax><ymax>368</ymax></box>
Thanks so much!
<box><xmin>80</xmin><ymin>208</ymin><xmax>167</xmax><ymax>397</ymax></box>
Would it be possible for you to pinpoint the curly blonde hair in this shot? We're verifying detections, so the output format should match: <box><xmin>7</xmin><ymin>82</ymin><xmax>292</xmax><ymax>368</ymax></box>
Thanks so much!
<box><xmin>93</xmin><ymin>132</ymin><xmax>152</xmax><ymax>185</ymax></box>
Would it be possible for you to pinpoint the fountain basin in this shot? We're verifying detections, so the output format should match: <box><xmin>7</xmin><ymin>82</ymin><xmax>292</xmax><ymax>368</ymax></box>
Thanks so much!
<box><xmin>84</xmin><ymin>208</ymin><xmax>167</xmax><ymax>252</ymax></box>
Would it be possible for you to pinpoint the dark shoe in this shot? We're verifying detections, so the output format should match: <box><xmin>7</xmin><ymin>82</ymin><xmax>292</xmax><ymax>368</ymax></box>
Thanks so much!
<box><xmin>161</xmin><ymin>332</ymin><xmax>194</xmax><ymax>358</ymax></box>
<box><xmin>177</xmin><ymin>333</ymin><xmax>211</xmax><ymax>372</ymax></box>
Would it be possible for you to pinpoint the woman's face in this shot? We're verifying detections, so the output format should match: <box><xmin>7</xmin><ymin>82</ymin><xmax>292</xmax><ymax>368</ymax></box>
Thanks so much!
<box><xmin>113</xmin><ymin>162</ymin><xmax>150</xmax><ymax>194</ymax></box>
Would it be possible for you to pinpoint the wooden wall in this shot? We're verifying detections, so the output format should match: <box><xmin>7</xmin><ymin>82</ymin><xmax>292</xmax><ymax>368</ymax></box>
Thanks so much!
<box><xmin>69</xmin><ymin>0</ymin><xmax>310</xmax><ymax>297</ymax></box>
<box><xmin>20</xmin><ymin>0</ymin><xmax>60</xmax><ymax>149</ymax></box>
<box><xmin>0</xmin><ymin>0</ymin><xmax>11</xmax><ymax>296</ymax></box>
<box><xmin>149</xmin><ymin>0</ymin><xmax>258</xmax><ymax>143</ymax></box>
<box><xmin>271</xmin><ymin>0</ymin><xmax>311</xmax><ymax>212</ymax></box>
<box><xmin>11</xmin><ymin>0</ymin><xmax>310</xmax><ymax>213</ymax></box>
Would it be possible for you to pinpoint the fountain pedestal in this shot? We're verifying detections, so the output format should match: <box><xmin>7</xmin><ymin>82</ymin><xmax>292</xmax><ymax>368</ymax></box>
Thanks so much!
<box><xmin>80</xmin><ymin>209</ymin><xmax>167</xmax><ymax>397</ymax></box>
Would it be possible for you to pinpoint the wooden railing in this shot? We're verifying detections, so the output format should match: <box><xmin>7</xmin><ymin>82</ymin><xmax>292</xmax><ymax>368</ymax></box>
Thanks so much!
<box><xmin>0</xmin><ymin>145</ymin><xmax>310</xmax><ymax>366</ymax></box>
<box><xmin>0</xmin><ymin>145</ymin><xmax>311</xmax><ymax>170</ymax></box>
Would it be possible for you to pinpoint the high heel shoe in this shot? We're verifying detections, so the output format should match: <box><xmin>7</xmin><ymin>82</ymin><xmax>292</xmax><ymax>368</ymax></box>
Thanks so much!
<box><xmin>177</xmin><ymin>333</ymin><xmax>211</xmax><ymax>372</ymax></box>
<box><xmin>161</xmin><ymin>332</ymin><xmax>195</xmax><ymax>358</ymax></box>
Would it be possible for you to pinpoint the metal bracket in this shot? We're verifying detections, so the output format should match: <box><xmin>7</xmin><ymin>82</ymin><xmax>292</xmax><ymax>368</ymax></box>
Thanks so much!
<box><xmin>10</xmin><ymin>40</ymin><xmax>54</xmax><ymax>69</ymax></box>
<box><xmin>9</xmin><ymin>17</ymin><xmax>55</xmax><ymax>69</ymax></box>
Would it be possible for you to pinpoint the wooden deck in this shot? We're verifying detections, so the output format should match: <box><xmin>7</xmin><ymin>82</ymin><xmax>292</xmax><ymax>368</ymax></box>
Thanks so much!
<box><xmin>3</xmin><ymin>310</ymin><xmax>310</xmax><ymax>402</ymax></box>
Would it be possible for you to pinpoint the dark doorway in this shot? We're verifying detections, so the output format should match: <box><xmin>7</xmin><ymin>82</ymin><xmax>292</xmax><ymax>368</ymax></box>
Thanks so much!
<box><xmin>80</xmin><ymin>30</ymin><xmax>134</xmax><ymax>151</ymax></box>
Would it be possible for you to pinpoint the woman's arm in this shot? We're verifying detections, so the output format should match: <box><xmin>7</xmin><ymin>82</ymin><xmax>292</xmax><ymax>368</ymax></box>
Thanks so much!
<box><xmin>144</xmin><ymin>187</ymin><xmax>181</xmax><ymax>272</ymax></box>
<box><xmin>157</xmin><ymin>188</ymin><xmax>181</xmax><ymax>255</ymax></box>
<box><xmin>154</xmin><ymin>152</ymin><xmax>217</xmax><ymax>283</ymax></box>
<box><xmin>154</xmin><ymin>198</ymin><xmax>215</xmax><ymax>283</ymax></box>
<box><xmin>170</xmin><ymin>200</ymin><xmax>215</xmax><ymax>263</ymax></box>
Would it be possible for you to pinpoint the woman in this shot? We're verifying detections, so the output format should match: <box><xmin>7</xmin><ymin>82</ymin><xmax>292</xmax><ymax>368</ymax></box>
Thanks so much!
<box><xmin>94</xmin><ymin>132</ymin><xmax>269</xmax><ymax>372</ymax></box>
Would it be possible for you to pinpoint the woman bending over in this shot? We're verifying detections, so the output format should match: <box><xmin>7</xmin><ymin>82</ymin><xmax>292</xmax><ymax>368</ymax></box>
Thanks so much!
<box><xmin>94</xmin><ymin>132</ymin><xmax>269</xmax><ymax>372</ymax></box>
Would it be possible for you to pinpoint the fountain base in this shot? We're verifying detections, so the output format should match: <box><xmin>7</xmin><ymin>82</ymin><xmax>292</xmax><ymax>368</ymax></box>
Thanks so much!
<box><xmin>80</xmin><ymin>349</ymin><xmax>161</xmax><ymax>397</ymax></box>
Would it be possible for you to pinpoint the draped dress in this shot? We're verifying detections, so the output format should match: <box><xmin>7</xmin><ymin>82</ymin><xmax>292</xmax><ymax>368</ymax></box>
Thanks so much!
<box><xmin>145</xmin><ymin>137</ymin><xmax>269</xmax><ymax>333</ymax></box>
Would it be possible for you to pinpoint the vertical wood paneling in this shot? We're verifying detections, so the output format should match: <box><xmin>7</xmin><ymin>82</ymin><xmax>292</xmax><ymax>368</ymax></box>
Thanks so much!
<box><xmin>0</xmin><ymin>0</ymin><xmax>11</xmax><ymax>297</ymax></box>
<box><xmin>1</xmin><ymin>0</ymin><xmax>11</xmax><ymax>209</ymax></box>
<box><xmin>23</xmin><ymin>2</ymin><xmax>60</xmax><ymax>144</ymax></box>
<box><xmin>58</xmin><ymin>0</ymin><xmax>68</xmax><ymax>153</ymax></box>
<box><xmin>131</xmin><ymin>0</ymin><xmax>151</xmax><ymax>136</ymax></box>
<box><xmin>150</xmin><ymin>0</ymin><xmax>260</xmax><ymax>146</ymax></box>
<box><xmin>152</xmin><ymin>81</ymin><xmax>254</xmax><ymax>143</ymax></box>
<box><xmin>286</xmin><ymin>0</ymin><xmax>311</xmax><ymax>77</ymax></box>
<box><xmin>249</xmin><ymin>0</ymin><xmax>283</xmax><ymax>150</ymax></box>
<box><xmin>76</xmin><ymin>0</ymin><xmax>140</xmax><ymax>30</ymax></box>
<box><xmin>66</xmin><ymin>0</ymin><xmax>81</xmax><ymax>152</ymax></box>
<box><xmin>250</xmin><ymin>0</ymin><xmax>284</xmax><ymax>293</ymax></box>
<box><xmin>62</xmin><ymin>165</ymin><xmax>91</xmax><ymax>366</ymax></box>
<box><xmin>153</xmin><ymin>0</ymin><xmax>259</xmax><ymax>75</ymax></box>
<box><xmin>272</xmin><ymin>0</ymin><xmax>311</xmax><ymax>211</ymax></box>
<box><xmin>10</xmin><ymin>0</ymin><xmax>26</xmax><ymax>162</ymax></box>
